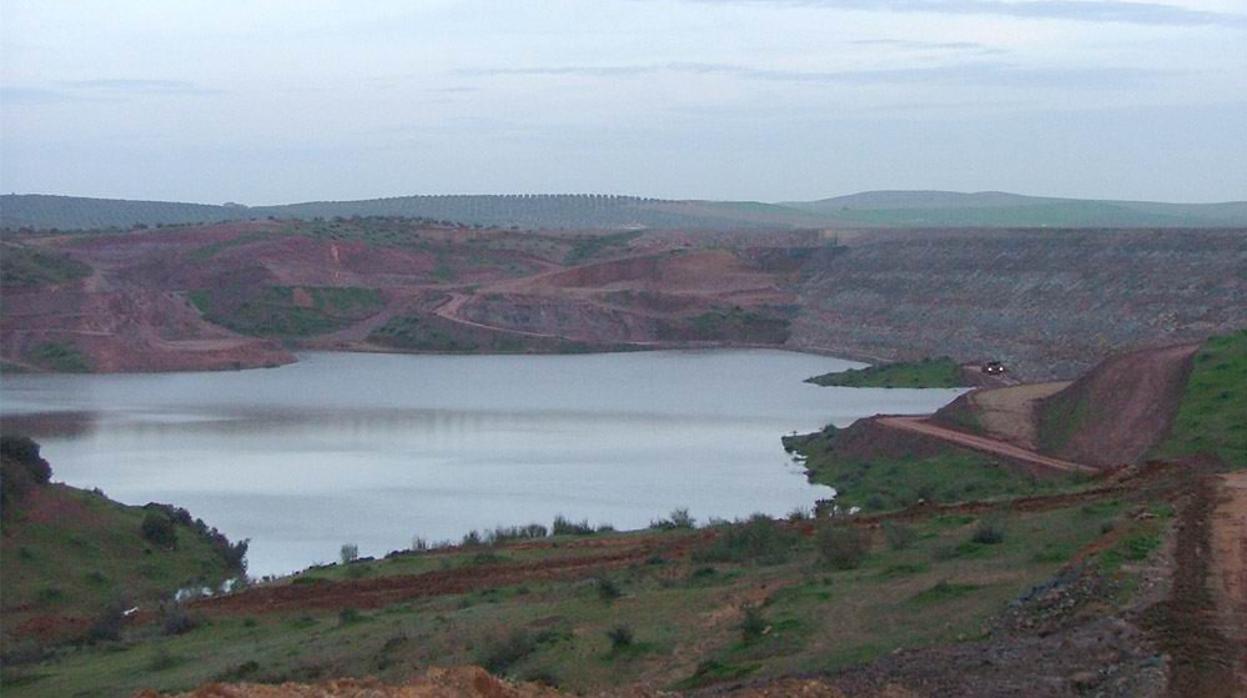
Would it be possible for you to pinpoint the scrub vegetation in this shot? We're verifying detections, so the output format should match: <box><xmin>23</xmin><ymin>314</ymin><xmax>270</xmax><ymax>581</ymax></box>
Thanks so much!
<box><xmin>805</xmin><ymin>357</ymin><xmax>966</xmax><ymax>389</ymax></box>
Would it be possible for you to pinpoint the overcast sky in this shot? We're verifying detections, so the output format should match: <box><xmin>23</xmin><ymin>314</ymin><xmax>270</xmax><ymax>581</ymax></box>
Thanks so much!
<box><xmin>2</xmin><ymin>0</ymin><xmax>1245</xmax><ymax>204</ymax></box>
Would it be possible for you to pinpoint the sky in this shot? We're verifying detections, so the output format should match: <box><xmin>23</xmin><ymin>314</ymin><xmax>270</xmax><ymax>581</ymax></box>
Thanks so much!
<box><xmin>1</xmin><ymin>0</ymin><xmax>1245</xmax><ymax>204</ymax></box>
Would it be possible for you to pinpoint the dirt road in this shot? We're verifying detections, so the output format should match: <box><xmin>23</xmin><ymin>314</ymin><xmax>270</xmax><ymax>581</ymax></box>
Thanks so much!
<box><xmin>877</xmin><ymin>415</ymin><xmax>1097</xmax><ymax>475</ymax></box>
<box><xmin>1210</xmin><ymin>471</ymin><xmax>1247</xmax><ymax>692</ymax></box>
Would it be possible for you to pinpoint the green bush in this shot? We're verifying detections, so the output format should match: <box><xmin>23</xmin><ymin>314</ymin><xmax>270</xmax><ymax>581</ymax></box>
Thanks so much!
<box><xmin>739</xmin><ymin>604</ymin><xmax>767</xmax><ymax>643</ymax></box>
<box><xmin>882</xmin><ymin>521</ymin><xmax>917</xmax><ymax>550</ymax></box>
<box><xmin>140</xmin><ymin>512</ymin><xmax>177</xmax><ymax>548</ymax></box>
<box><xmin>596</xmin><ymin>576</ymin><xmax>622</xmax><ymax>602</ymax></box>
<box><xmin>650</xmin><ymin>508</ymin><xmax>696</xmax><ymax>530</ymax></box>
<box><xmin>477</xmin><ymin>629</ymin><xmax>537</xmax><ymax>675</ymax></box>
<box><xmin>816</xmin><ymin>523</ymin><xmax>869</xmax><ymax>569</ymax></box>
<box><xmin>606</xmin><ymin>625</ymin><xmax>634</xmax><ymax>651</ymax></box>
<box><xmin>971</xmin><ymin>515</ymin><xmax>1007</xmax><ymax>545</ymax></box>
<box><xmin>552</xmin><ymin>514</ymin><xmax>595</xmax><ymax>536</ymax></box>
<box><xmin>692</xmin><ymin>514</ymin><xmax>798</xmax><ymax>565</ymax></box>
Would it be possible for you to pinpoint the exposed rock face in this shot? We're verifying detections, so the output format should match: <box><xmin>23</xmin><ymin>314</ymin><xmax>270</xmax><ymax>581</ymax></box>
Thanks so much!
<box><xmin>3</xmin><ymin>222</ymin><xmax>1243</xmax><ymax>374</ymax></box>
<box><xmin>789</xmin><ymin>229</ymin><xmax>1247</xmax><ymax>379</ymax></box>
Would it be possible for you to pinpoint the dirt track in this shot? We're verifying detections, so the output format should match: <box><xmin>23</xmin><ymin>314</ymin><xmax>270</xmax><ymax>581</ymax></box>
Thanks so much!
<box><xmin>1210</xmin><ymin>472</ymin><xmax>1247</xmax><ymax>692</ymax></box>
<box><xmin>876</xmin><ymin>415</ymin><xmax>1097</xmax><ymax>475</ymax></box>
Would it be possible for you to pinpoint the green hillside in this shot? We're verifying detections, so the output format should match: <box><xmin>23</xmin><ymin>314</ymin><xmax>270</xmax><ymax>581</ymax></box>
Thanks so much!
<box><xmin>1</xmin><ymin>436</ymin><xmax>247</xmax><ymax>651</ymax></box>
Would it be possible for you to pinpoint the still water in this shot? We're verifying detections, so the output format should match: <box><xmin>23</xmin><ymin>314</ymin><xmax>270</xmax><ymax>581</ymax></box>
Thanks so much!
<box><xmin>1</xmin><ymin>350</ymin><xmax>964</xmax><ymax>575</ymax></box>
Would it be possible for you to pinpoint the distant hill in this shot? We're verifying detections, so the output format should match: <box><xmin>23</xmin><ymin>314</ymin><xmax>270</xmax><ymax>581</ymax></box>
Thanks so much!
<box><xmin>0</xmin><ymin>194</ymin><xmax>823</xmax><ymax>231</ymax></box>
<box><xmin>781</xmin><ymin>190</ymin><xmax>1247</xmax><ymax>228</ymax></box>
<box><xmin>2</xmin><ymin>190</ymin><xmax>1244</xmax><ymax>231</ymax></box>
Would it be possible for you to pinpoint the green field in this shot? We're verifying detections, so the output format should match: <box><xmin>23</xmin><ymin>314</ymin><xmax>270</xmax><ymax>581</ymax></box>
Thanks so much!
<box><xmin>806</xmin><ymin>357</ymin><xmax>966</xmax><ymax>389</ymax></box>
<box><xmin>1155</xmin><ymin>329</ymin><xmax>1247</xmax><ymax>468</ymax></box>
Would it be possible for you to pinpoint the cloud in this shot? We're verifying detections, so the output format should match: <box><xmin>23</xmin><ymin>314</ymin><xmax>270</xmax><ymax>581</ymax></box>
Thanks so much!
<box><xmin>59</xmin><ymin>79</ymin><xmax>220</xmax><ymax>95</ymax></box>
<box><xmin>848</xmin><ymin>38</ymin><xmax>1006</xmax><ymax>55</ymax></box>
<box><xmin>0</xmin><ymin>86</ymin><xmax>70</xmax><ymax>104</ymax></box>
<box><xmin>683</xmin><ymin>0</ymin><xmax>1247</xmax><ymax>27</ymax></box>
<box><xmin>466</xmin><ymin>61</ymin><xmax>1164</xmax><ymax>89</ymax></box>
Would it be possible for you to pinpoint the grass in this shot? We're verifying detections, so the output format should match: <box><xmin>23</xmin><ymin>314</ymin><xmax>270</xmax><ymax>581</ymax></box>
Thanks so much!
<box><xmin>189</xmin><ymin>286</ymin><xmax>384</xmax><ymax>338</ymax></box>
<box><xmin>563</xmin><ymin>230</ymin><xmax>643</xmax><ymax>265</ymax></box>
<box><xmin>0</xmin><ymin>243</ymin><xmax>91</xmax><ymax>287</ymax></box>
<box><xmin>1037</xmin><ymin>386</ymin><xmax>1091</xmax><ymax>454</ymax></box>
<box><xmin>185</xmin><ymin>231</ymin><xmax>274</xmax><ymax>261</ymax></box>
<box><xmin>1</xmin><ymin>482</ymin><xmax>241</xmax><ymax>652</ymax></box>
<box><xmin>2</xmin><ymin>492</ymin><xmax>1150</xmax><ymax>697</ymax></box>
<box><xmin>806</xmin><ymin>357</ymin><xmax>966</xmax><ymax>388</ymax></box>
<box><xmin>1154</xmin><ymin>329</ymin><xmax>1247</xmax><ymax>468</ymax></box>
<box><xmin>23</xmin><ymin>341</ymin><xmax>91</xmax><ymax>372</ymax></box>
<box><xmin>656</xmin><ymin>307</ymin><xmax>790</xmax><ymax>344</ymax></box>
<box><xmin>793</xmin><ymin>441</ymin><xmax>1078</xmax><ymax>512</ymax></box>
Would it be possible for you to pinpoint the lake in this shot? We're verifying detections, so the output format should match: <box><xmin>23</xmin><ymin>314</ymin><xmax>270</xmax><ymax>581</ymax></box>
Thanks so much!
<box><xmin>0</xmin><ymin>350</ymin><xmax>964</xmax><ymax>576</ymax></box>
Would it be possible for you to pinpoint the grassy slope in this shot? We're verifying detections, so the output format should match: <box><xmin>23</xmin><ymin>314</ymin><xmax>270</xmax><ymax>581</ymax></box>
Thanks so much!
<box><xmin>3</xmin><ymin>498</ymin><xmax>1153</xmax><ymax>696</ymax></box>
<box><xmin>188</xmin><ymin>286</ymin><xmax>384</xmax><ymax>338</ymax></box>
<box><xmin>1154</xmin><ymin>329</ymin><xmax>1247</xmax><ymax>468</ymax></box>
<box><xmin>1</xmin><ymin>484</ymin><xmax>241</xmax><ymax>650</ymax></box>
<box><xmin>786</xmin><ymin>428</ymin><xmax>1079</xmax><ymax>512</ymax></box>
<box><xmin>0</xmin><ymin>244</ymin><xmax>92</xmax><ymax>288</ymax></box>
<box><xmin>806</xmin><ymin>357</ymin><xmax>966</xmax><ymax>389</ymax></box>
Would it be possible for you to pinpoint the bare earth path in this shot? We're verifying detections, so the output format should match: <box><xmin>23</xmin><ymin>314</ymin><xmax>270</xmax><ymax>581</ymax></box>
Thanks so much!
<box><xmin>1210</xmin><ymin>471</ymin><xmax>1247</xmax><ymax>692</ymax></box>
<box><xmin>877</xmin><ymin>415</ymin><xmax>1098</xmax><ymax>475</ymax></box>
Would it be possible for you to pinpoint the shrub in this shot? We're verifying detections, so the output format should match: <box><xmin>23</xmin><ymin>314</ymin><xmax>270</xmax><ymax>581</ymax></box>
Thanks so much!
<box><xmin>596</xmin><ymin>576</ymin><xmax>622</xmax><ymax>602</ymax></box>
<box><xmin>552</xmin><ymin>514</ymin><xmax>595</xmax><ymax>536</ymax></box>
<box><xmin>971</xmin><ymin>515</ymin><xmax>1007</xmax><ymax>545</ymax></box>
<box><xmin>606</xmin><ymin>625</ymin><xmax>634</xmax><ymax>651</ymax></box>
<box><xmin>739</xmin><ymin>604</ymin><xmax>767</xmax><ymax>643</ymax></box>
<box><xmin>477</xmin><ymin>629</ymin><xmax>537</xmax><ymax>675</ymax></box>
<box><xmin>161</xmin><ymin>602</ymin><xmax>199</xmax><ymax>635</ymax></box>
<box><xmin>816</xmin><ymin>523</ymin><xmax>869</xmax><ymax>569</ymax></box>
<box><xmin>340</xmin><ymin>543</ymin><xmax>359</xmax><ymax>564</ymax></box>
<box><xmin>338</xmin><ymin>608</ymin><xmax>363</xmax><ymax>625</ymax></box>
<box><xmin>651</xmin><ymin>508</ymin><xmax>696</xmax><ymax>530</ymax></box>
<box><xmin>88</xmin><ymin>600</ymin><xmax>127</xmax><ymax>643</ymax></box>
<box><xmin>0</xmin><ymin>435</ymin><xmax>51</xmax><ymax>485</ymax></box>
<box><xmin>882</xmin><ymin>521</ymin><xmax>917</xmax><ymax>550</ymax></box>
<box><xmin>484</xmin><ymin>523</ymin><xmax>548</xmax><ymax>545</ymax></box>
<box><xmin>223</xmin><ymin>539</ymin><xmax>249</xmax><ymax>573</ymax></box>
<box><xmin>141</xmin><ymin>512</ymin><xmax>177</xmax><ymax>548</ymax></box>
<box><xmin>692</xmin><ymin>514</ymin><xmax>799</xmax><ymax>565</ymax></box>
<box><xmin>148</xmin><ymin>647</ymin><xmax>182</xmax><ymax>672</ymax></box>
<box><xmin>411</xmin><ymin>536</ymin><xmax>429</xmax><ymax>552</ymax></box>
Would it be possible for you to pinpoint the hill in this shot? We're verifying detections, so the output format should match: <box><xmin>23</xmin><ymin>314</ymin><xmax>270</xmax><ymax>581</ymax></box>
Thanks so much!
<box><xmin>781</xmin><ymin>190</ymin><xmax>1247</xmax><ymax>228</ymax></box>
<box><xmin>0</xmin><ymin>436</ymin><xmax>248</xmax><ymax>652</ymax></box>
<box><xmin>3</xmin><ymin>191</ymin><xmax>1245</xmax><ymax>231</ymax></box>
<box><xmin>2</xmin><ymin>220</ymin><xmax>1243</xmax><ymax>377</ymax></box>
<box><xmin>0</xmin><ymin>194</ymin><xmax>824</xmax><ymax>232</ymax></box>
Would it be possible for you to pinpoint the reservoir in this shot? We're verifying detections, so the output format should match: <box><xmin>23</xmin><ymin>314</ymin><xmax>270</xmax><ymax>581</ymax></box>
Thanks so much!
<box><xmin>1</xmin><ymin>350</ymin><xmax>964</xmax><ymax>576</ymax></box>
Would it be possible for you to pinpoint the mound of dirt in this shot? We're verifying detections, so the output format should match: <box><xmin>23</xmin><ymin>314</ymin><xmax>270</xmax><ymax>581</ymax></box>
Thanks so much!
<box><xmin>933</xmin><ymin>382</ymin><xmax>1070</xmax><ymax>449</ymax></box>
<box><xmin>139</xmin><ymin>667</ymin><xmax>562</xmax><ymax>698</ymax></box>
<box><xmin>1036</xmin><ymin>343</ymin><xmax>1200</xmax><ymax>467</ymax></box>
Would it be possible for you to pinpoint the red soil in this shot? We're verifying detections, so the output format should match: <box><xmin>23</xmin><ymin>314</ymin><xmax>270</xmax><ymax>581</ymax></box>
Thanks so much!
<box><xmin>139</xmin><ymin>667</ymin><xmax>563</xmax><ymax>698</ymax></box>
<box><xmin>1038</xmin><ymin>342</ymin><xmax>1200</xmax><ymax>467</ymax></box>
